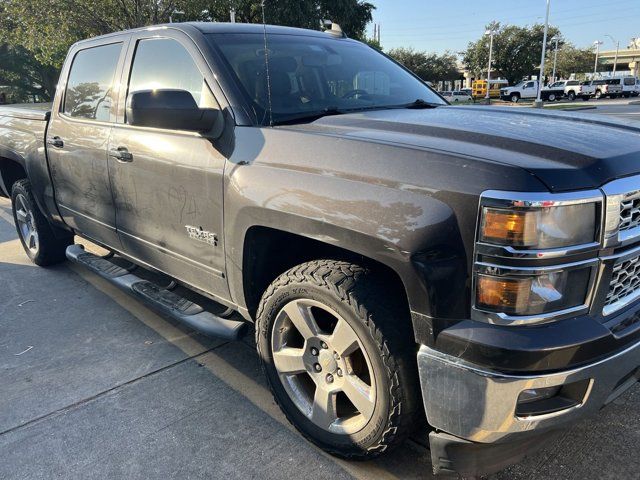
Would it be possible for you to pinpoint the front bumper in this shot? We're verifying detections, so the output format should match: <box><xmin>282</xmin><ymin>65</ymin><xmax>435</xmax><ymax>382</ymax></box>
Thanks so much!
<box><xmin>418</xmin><ymin>340</ymin><xmax>640</xmax><ymax>474</ymax></box>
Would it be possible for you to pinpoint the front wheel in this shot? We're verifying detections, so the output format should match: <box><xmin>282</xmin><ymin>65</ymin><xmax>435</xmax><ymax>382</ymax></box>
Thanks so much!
<box><xmin>256</xmin><ymin>260</ymin><xmax>420</xmax><ymax>459</ymax></box>
<box><xmin>595</xmin><ymin>90</ymin><xmax>602</xmax><ymax>99</ymax></box>
<box><xmin>510</xmin><ymin>93</ymin><xmax>520</xmax><ymax>103</ymax></box>
<box><xmin>11</xmin><ymin>179</ymin><xmax>73</xmax><ymax>266</ymax></box>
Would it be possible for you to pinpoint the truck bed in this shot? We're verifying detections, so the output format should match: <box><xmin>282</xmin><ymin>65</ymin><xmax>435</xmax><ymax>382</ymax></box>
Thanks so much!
<box><xmin>0</xmin><ymin>103</ymin><xmax>52</xmax><ymax>121</ymax></box>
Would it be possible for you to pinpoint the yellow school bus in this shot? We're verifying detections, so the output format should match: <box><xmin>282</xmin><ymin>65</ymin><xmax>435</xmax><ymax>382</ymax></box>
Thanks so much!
<box><xmin>472</xmin><ymin>79</ymin><xmax>509</xmax><ymax>99</ymax></box>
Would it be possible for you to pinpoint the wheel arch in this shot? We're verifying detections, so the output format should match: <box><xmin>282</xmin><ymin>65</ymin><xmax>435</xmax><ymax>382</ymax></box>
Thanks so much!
<box><xmin>0</xmin><ymin>148</ymin><xmax>27</xmax><ymax>197</ymax></box>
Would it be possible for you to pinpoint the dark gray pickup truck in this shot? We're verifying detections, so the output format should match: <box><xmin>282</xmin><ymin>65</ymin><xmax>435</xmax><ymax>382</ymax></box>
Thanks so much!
<box><xmin>2</xmin><ymin>22</ymin><xmax>640</xmax><ymax>476</ymax></box>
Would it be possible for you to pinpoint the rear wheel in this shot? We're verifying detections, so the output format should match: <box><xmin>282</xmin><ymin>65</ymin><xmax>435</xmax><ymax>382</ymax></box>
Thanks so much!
<box><xmin>256</xmin><ymin>260</ymin><xmax>420</xmax><ymax>459</ymax></box>
<box><xmin>11</xmin><ymin>179</ymin><xmax>73</xmax><ymax>266</ymax></box>
<box><xmin>548</xmin><ymin>93</ymin><xmax>557</xmax><ymax>102</ymax></box>
<box><xmin>567</xmin><ymin>91</ymin><xmax>576</xmax><ymax>101</ymax></box>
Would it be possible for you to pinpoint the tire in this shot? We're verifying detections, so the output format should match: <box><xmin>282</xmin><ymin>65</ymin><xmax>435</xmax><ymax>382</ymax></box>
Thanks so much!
<box><xmin>11</xmin><ymin>179</ymin><xmax>73</xmax><ymax>266</ymax></box>
<box><xmin>510</xmin><ymin>93</ymin><xmax>520</xmax><ymax>103</ymax></box>
<box><xmin>595</xmin><ymin>90</ymin><xmax>602</xmax><ymax>99</ymax></box>
<box><xmin>567</xmin><ymin>91</ymin><xmax>576</xmax><ymax>101</ymax></box>
<box><xmin>548</xmin><ymin>93</ymin><xmax>556</xmax><ymax>102</ymax></box>
<box><xmin>256</xmin><ymin>259</ymin><xmax>420</xmax><ymax>459</ymax></box>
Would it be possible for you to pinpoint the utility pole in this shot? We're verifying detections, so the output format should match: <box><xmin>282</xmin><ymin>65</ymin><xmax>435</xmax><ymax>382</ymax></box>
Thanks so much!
<box><xmin>551</xmin><ymin>36</ymin><xmax>559</xmax><ymax>83</ymax></box>
<box><xmin>593</xmin><ymin>40</ymin><xmax>603</xmax><ymax>79</ymax></box>
<box><xmin>484</xmin><ymin>28</ymin><xmax>496</xmax><ymax>103</ymax></box>
<box><xmin>606</xmin><ymin>35</ymin><xmax>620</xmax><ymax>76</ymax></box>
<box><xmin>534</xmin><ymin>0</ymin><xmax>551</xmax><ymax>108</ymax></box>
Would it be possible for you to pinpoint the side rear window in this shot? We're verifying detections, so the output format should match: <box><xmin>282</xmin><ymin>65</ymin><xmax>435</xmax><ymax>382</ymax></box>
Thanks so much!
<box><xmin>63</xmin><ymin>43</ymin><xmax>122</xmax><ymax>121</ymax></box>
<box><xmin>127</xmin><ymin>38</ymin><xmax>217</xmax><ymax>109</ymax></box>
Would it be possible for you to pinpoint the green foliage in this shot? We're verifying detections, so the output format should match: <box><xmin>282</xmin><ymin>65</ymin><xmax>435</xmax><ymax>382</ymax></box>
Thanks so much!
<box><xmin>387</xmin><ymin>47</ymin><xmax>459</xmax><ymax>82</ymax></box>
<box><xmin>463</xmin><ymin>22</ymin><xmax>561</xmax><ymax>85</ymax></box>
<box><xmin>362</xmin><ymin>37</ymin><xmax>383</xmax><ymax>51</ymax></box>
<box><xmin>0</xmin><ymin>44</ymin><xmax>58</xmax><ymax>101</ymax></box>
<box><xmin>546</xmin><ymin>44</ymin><xmax>596</xmax><ymax>79</ymax></box>
<box><xmin>0</xmin><ymin>0</ymin><xmax>374</xmax><ymax>101</ymax></box>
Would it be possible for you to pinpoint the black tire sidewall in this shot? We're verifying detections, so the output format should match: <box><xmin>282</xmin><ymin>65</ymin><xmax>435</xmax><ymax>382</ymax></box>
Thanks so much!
<box><xmin>257</xmin><ymin>277</ymin><xmax>392</xmax><ymax>455</ymax></box>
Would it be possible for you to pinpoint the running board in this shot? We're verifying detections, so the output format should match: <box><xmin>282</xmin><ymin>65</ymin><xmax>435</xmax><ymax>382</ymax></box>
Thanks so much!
<box><xmin>66</xmin><ymin>244</ymin><xmax>246</xmax><ymax>341</ymax></box>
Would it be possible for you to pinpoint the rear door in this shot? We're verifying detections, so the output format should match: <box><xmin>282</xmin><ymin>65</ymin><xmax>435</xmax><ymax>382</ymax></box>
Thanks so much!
<box><xmin>47</xmin><ymin>39</ymin><xmax>128</xmax><ymax>247</ymax></box>
<box><xmin>108</xmin><ymin>30</ymin><xmax>230</xmax><ymax>299</ymax></box>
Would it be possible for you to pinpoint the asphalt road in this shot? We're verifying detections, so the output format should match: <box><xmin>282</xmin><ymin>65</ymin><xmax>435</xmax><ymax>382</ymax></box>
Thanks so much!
<box><xmin>1</xmin><ymin>104</ymin><xmax>640</xmax><ymax>479</ymax></box>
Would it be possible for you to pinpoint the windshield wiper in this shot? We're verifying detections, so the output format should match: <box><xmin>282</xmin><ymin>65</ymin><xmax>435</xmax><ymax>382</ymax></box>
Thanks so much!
<box><xmin>272</xmin><ymin>107</ymin><xmax>344</xmax><ymax>125</ymax></box>
<box><xmin>401</xmin><ymin>98</ymin><xmax>442</xmax><ymax>109</ymax></box>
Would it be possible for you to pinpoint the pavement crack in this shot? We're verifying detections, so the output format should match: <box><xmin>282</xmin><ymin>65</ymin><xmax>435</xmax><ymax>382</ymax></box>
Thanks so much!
<box><xmin>0</xmin><ymin>343</ymin><xmax>228</xmax><ymax>438</ymax></box>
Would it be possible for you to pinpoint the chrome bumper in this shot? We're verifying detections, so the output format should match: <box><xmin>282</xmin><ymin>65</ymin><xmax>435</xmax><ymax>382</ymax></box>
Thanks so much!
<box><xmin>418</xmin><ymin>341</ymin><xmax>640</xmax><ymax>443</ymax></box>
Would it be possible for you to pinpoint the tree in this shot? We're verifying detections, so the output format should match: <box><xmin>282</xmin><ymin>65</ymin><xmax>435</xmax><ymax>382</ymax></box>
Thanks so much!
<box><xmin>463</xmin><ymin>22</ymin><xmax>561</xmax><ymax>85</ymax></box>
<box><xmin>387</xmin><ymin>48</ymin><xmax>459</xmax><ymax>83</ymax></box>
<box><xmin>0</xmin><ymin>44</ymin><xmax>58</xmax><ymax>101</ymax></box>
<box><xmin>546</xmin><ymin>44</ymin><xmax>595</xmax><ymax>79</ymax></box>
<box><xmin>0</xmin><ymin>0</ymin><xmax>375</xmax><ymax>70</ymax></box>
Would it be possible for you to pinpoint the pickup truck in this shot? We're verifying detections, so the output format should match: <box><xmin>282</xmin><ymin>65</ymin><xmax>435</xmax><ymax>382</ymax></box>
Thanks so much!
<box><xmin>2</xmin><ymin>22</ymin><xmax>640</xmax><ymax>477</ymax></box>
<box><xmin>549</xmin><ymin>79</ymin><xmax>590</xmax><ymax>101</ymax></box>
<box><xmin>593</xmin><ymin>78</ymin><xmax>623</xmax><ymax>99</ymax></box>
<box><xmin>500</xmin><ymin>79</ymin><xmax>564</xmax><ymax>102</ymax></box>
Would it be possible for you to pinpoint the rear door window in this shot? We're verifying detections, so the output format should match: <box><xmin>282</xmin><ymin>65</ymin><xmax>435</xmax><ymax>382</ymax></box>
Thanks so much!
<box><xmin>63</xmin><ymin>43</ymin><xmax>122</xmax><ymax>121</ymax></box>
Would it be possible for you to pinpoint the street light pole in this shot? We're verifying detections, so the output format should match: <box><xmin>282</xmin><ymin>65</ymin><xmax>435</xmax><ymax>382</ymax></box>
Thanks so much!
<box><xmin>534</xmin><ymin>0</ymin><xmax>551</xmax><ymax>108</ymax></box>
<box><xmin>593</xmin><ymin>40</ymin><xmax>603</xmax><ymax>79</ymax></box>
<box><xmin>605</xmin><ymin>35</ymin><xmax>619</xmax><ymax>76</ymax></box>
<box><xmin>484</xmin><ymin>28</ymin><xmax>495</xmax><ymax>103</ymax></box>
<box><xmin>551</xmin><ymin>37</ymin><xmax>559</xmax><ymax>82</ymax></box>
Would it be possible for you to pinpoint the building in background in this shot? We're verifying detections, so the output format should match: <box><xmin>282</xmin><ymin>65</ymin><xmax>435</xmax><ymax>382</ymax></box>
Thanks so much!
<box><xmin>597</xmin><ymin>37</ymin><xmax>639</xmax><ymax>77</ymax></box>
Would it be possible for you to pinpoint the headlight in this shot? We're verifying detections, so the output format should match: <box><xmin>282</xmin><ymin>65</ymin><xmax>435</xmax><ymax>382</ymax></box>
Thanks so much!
<box><xmin>473</xmin><ymin>190</ymin><xmax>602</xmax><ymax>325</ymax></box>
<box><xmin>475</xmin><ymin>267</ymin><xmax>592</xmax><ymax>317</ymax></box>
<box><xmin>479</xmin><ymin>203</ymin><xmax>597</xmax><ymax>249</ymax></box>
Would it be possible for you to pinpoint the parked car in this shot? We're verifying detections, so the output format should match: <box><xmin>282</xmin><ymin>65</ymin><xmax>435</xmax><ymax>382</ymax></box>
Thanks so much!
<box><xmin>618</xmin><ymin>76</ymin><xmax>639</xmax><ymax>98</ymax></box>
<box><xmin>2</xmin><ymin>22</ymin><xmax>640</xmax><ymax>478</ymax></box>
<box><xmin>459</xmin><ymin>87</ymin><xmax>473</xmax><ymax>96</ymax></box>
<box><xmin>575</xmin><ymin>80</ymin><xmax>596</xmax><ymax>100</ymax></box>
<box><xmin>552</xmin><ymin>79</ymin><xmax>581</xmax><ymax>100</ymax></box>
<box><xmin>592</xmin><ymin>79</ymin><xmax>623</xmax><ymax>99</ymax></box>
<box><xmin>500</xmin><ymin>80</ymin><xmax>563</xmax><ymax>102</ymax></box>
<box><xmin>440</xmin><ymin>90</ymin><xmax>472</xmax><ymax>103</ymax></box>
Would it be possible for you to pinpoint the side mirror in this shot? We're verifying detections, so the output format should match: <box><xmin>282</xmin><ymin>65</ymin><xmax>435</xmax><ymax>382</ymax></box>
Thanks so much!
<box><xmin>126</xmin><ymin>89</ymin><xmax>220</xmax><ymax>134</ymax></box>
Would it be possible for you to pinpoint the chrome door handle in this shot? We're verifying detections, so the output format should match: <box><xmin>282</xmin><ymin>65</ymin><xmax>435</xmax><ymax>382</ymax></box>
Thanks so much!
<box><xmin>46</xmin><ymin>136</ymin><xmax>64</xmax><ymax>148</ymax></box>
<box><xmin>109</xmin><ymin>147</ymin><xmax>133</xmax><ymax>162</ymax></box>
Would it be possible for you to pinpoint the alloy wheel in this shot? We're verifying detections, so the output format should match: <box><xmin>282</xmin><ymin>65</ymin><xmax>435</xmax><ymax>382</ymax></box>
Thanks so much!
<box><xmin>15</xmin><ymin>193</ymin><xmax>39</xmax><ymax>254</ymax></box>
<box><xmin>271</xmin><ymin>298</ymin><xmax>376</xmax><ymax>435</ymax></box>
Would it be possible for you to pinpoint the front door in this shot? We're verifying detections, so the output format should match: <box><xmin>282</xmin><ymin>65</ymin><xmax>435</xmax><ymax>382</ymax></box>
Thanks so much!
<box><xmin>108</xmin><ymin>33</ymin><xmax>229</xmax><ymax>299</ymax></box>
<box><xmin>47</xmin><ymin>40</ymin><xmax>127</xmax><ymax>247</ymax></box>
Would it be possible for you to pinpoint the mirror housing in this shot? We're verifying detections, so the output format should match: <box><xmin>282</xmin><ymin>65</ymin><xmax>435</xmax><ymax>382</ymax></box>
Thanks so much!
<box><xmin>126</xmin><ymin>89</ymin><xmax>220</xmax><ymax>133</ymax></box>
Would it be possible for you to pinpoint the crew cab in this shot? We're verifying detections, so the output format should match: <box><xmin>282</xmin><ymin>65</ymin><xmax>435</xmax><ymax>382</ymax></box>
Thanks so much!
<box><xmin>552</xmin><ymin>79</ymin><xmax>582</xmax><ymax>100</ymax></box>
<box><xmin>1</xmin><ymin>23</ymin><xmax>640</xmax><ymax>477</ymax></box>
<box><xmin>593</xmin><ymin>78</ymin><xmax>623</xmax><ymax>99</ymax></box>
<box><xmin>500</xmin><ymin>79</ymin><xmax>564</xmax><ymax>102</ymax></box>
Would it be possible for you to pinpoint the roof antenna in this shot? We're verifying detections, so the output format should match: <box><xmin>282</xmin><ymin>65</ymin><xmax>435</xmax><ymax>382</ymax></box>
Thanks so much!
<box><xmin>261</xmin><ymin>1</ymin><xmax>274</xmax><ymax>127</ymax></box>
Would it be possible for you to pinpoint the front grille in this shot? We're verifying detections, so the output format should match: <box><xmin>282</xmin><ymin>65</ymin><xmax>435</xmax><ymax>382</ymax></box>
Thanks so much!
<box><xmin>605</xmin><ymin>253</ymin><xmax>640</xmax><ymax>311</ymax></box>
<box><xmin>619</xmin><ymin>192</ymin><xmax>640</xmax><ymax>232</ymax></box>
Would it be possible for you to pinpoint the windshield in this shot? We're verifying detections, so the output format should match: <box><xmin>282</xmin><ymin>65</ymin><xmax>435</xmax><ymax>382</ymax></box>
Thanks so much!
<box><xmin>207</xmin><ymin>33</ymin><xmax>445</xmax><ymax>125</ymax></box>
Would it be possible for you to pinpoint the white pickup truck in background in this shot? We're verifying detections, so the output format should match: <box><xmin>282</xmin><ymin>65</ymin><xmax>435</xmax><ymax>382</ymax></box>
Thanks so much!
<box><xmin>500</xmin><ymin>80</ymin><xmax>564</xmax><ymax>103</ymax></box>
<box><xmin>592</xmin><ymin>79</ymin><xmax>623</xmax><ymax>99</ymax></box>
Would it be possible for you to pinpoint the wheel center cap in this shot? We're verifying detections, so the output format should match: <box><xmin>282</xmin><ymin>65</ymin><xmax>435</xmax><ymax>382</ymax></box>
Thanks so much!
<box><xmin>317</xmin><ymin>349</ymin><xmax>337</xmax><ymax>373</ymax></box>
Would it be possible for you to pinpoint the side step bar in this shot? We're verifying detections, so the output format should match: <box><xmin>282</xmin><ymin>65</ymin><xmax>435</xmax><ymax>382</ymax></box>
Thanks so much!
<box><xmin>66</xmin><ymin>244</ymin><xmax>247</xmax><ymax>341</ymax></box>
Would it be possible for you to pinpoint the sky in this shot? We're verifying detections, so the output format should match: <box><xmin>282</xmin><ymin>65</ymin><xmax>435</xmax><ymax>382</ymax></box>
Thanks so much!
<box><xmin>371</xmin><ymin>0</ymin><xmax>640</xmax><ymax>55</ymax></box>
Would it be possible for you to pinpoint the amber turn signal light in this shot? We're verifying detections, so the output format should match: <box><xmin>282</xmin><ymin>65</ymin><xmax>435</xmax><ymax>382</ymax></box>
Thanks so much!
<box><xmin>480</xmin><ymin>208</ymin><xmax>536</xmax><ymax>246</ymax></box>
<box><xmin>476</xmin><ymin>275</ymin><xmax>531</xmax><ymax>313</ymax></box>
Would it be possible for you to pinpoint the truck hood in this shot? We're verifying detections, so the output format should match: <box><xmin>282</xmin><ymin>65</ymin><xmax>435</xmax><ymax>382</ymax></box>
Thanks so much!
<box><xmin>295</xmin><ymin>106</ymin><xmax>640</xmax><ymax>192</ymax></box>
